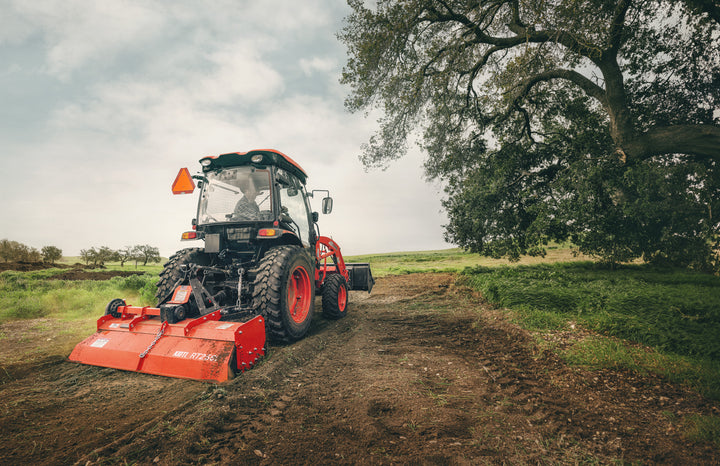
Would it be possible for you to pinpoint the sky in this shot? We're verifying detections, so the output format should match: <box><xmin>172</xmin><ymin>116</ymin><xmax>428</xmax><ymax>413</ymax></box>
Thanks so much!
<box><xmin>0</xmin><ymin>0</ymin><xmax>450</xmax><ymax>258</ymax></box>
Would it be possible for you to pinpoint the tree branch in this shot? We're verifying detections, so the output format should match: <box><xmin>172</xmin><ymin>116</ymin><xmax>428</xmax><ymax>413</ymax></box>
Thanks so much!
<box><xmin>509</xmin><ymin>68</ymin><xmax>608</xmax><ymax>110</ymax></box>
<box><xmin>607</xmin><ymin>0</ymin><xmax>632</xmax><ymax>55</ymax></box>
<box><xmin>625</xmin><ymin>125</ymin><xmax>720</xmax><ymax>161</ymax></box>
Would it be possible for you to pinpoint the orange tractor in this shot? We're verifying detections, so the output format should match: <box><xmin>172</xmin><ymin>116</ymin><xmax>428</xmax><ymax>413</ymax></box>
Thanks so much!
<box><xmin>70</xmin><ymin>149</ymin><xmax>373</xmax><ymax>382</ymax></box>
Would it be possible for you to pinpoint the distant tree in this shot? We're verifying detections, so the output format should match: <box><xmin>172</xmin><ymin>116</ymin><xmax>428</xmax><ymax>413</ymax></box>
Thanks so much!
<box><xmin>80</xmin><ymin>248</ymin><xmax>93</xmax><ymax>265</ymax></box>
<box><xmin>41</xmin><ymin>246</ymin><xmax>63</xmax><ymax>264</ymax></box>
<box><xmin>132</xmin><ymin>245</ymin><xmax>161</xmax><ymax>267</ymax></box>
<box><xmin>97</xmin><ymin>246</ymin><xmax>119</xmax><ymax>266</ymax></box>
<box><xmin>80</xmin><ymin>246</ymin><xmax>118</xmax><ymax>267</ymax></box>
<box><xmin>26</xmin><ymin>247</ymin><xmax>41</xmax><ymax>262</ymax></box>
<box><xmin>0</xmin><ymin>239</ymin><xmax>41</xmax><ymax>262</ymax></box>
<box><xmin>118</xmin><ymin>246</ymin><xmax>134</xmax><ymax>267</ymax></box>
<box><xmin>0</xmin><ymin>239</ymin><xmax>13</xmax><ymax>262</ymax></box>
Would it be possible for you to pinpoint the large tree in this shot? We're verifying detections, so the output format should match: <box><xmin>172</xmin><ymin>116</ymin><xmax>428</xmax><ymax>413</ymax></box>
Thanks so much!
<box><xmin>340</xmin><ymin>0</ymin><xmax>720</xmax><ymax>268</ymax></box>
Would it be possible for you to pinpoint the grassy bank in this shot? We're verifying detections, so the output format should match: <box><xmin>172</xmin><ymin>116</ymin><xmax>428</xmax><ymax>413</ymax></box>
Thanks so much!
<box><xmin>58</xmin><ymin>256</ymin><xmax>165</xmax><ymax>275</ymax></box>
<box><xmin>460</xmin><ymin>262</ymin><xmax>720</xmax><ymax>400</ymax></box>
<box><xmin>347</xmin><ymin>245</ymin><xmax>592</xmax><ymax>277</ymax></box>
<box><xmin>0</xmin><ymin>269</ymin><xmax>157</xmax><ymax>323</ymax></box>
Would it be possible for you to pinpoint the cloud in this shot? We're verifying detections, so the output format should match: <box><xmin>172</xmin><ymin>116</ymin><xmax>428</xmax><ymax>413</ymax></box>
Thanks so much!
<box><xmin>299</xmin><ymin>57</ymin><xmax>337</xmax><ymax>76</ymax></box>
<box><xmin>49</xmin><ymin>40</ymin><xmax>286</xmax><ymax>142</ymax></box>
<box><xmin>199</xmin><ymin>43</ymin><xmax>285</xmax><ymax>104</ymax></box>
<box><xmin>2</xmin><ymin>0</ymin><xmax>336</xmax><ymax>80</ymax></box>
<box><xmin>0</xmin><ymin>2</ymin><xmax>35</xmax><ymax>45</ymax></box>
<box><xmin>2</xmin><ymin>0</ymin><xmax>166</xmax><ymax>79</ymax></box>
<box><xmin>239</xmin><ymin>0</ymin><xmax>336</xmax><ymax>32</ymax></box>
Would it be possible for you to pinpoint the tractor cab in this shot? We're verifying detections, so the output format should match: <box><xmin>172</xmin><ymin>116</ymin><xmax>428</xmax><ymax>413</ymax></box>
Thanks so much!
<box><xmin>176</xmin><ymin>150</ymin><xmax>327</xmax><ymax>253</ymax></box>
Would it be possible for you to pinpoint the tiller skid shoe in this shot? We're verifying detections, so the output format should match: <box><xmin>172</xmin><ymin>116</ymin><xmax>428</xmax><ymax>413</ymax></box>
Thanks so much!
<box><xmin>69</xmin><ymin>301</ymin><xmax>266</xmax><ymax>383</ymax></box>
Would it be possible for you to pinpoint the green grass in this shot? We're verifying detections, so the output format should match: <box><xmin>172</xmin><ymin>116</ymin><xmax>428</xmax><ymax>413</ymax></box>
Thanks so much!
<box><xmin>346</xmin><ymin>244</ymin><xmax>590</xmax><ymax>277</ymax></box>
<box><xmin>0</xmin><ymin>270</ymin><xmax>158</xmax><ymax>322</ymax></box>
<box><xmin>562</xmin><ymin>336</ymin><xmax>720</xmax><ymax>399</ymax></box>
<box><xmin>684</xmin><ymin>414</ymin><xmax>720</xmax><ymax>448</ymax></box>
<box><xmin>58</xmin><ymin>256</ymin><xmax>165</xmax><ymax>275</ymax></box>
<box><xmin>460</xmin><ymin>261</ymin><xmax>720</xmax><ymax>399</ymax></box>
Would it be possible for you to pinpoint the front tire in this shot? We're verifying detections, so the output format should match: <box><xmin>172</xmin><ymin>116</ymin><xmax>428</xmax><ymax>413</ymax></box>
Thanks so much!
<box><xmin>321</xmin><ymin>274</ymin><xmax>348</xmax><ymax>320</ymax></box>
<box><xmin>253</xmin><ymin>246</ymin><xmax>316</xmax><ymax>342</ymax></box>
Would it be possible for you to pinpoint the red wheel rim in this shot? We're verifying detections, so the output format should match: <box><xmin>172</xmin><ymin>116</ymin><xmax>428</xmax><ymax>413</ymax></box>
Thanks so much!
<box><xmin>288</xmin><ymin>265</ymin><xmax>312</xmax><ymax>323</ymax></box>
<box><xmin>338</xmin><ymin>284</ymin><xmax>347</xmax><ymax>312</ymax></box>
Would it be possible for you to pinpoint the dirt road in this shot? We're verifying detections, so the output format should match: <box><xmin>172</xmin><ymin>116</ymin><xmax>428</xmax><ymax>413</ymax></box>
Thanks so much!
<box><xmin>1</xmin><ymin>273</ymin><xmax>718</xmax><ymax>464</ymax></box>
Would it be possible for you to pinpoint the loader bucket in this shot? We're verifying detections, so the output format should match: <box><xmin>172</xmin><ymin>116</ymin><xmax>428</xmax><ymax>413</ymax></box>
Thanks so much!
<box><xmin>69</xmin><ymin>305</ymin><xmax>266</xmax><ymax>383</ymax></box>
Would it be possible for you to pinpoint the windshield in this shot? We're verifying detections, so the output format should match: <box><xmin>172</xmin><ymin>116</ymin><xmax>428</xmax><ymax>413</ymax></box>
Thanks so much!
<box><xmin>198</xmin><ymin>167</ymin><xmax>273</xmax><ymax>224</ymax></box>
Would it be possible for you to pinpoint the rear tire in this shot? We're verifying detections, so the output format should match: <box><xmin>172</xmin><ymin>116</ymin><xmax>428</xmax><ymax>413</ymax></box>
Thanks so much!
<box><xmin>253</xmin><ymin>246</ymin><xmax>315</xmax><ymax>342</ymax></box>
<box><xmin>321</xmin><ymin>274</ymin><xmax>348</xmax><ymax>320</ymax></box>
<box><xmin>155</xmin><ymin>248</ymin><xmax>210</xmax><ymax>305</ymax></box>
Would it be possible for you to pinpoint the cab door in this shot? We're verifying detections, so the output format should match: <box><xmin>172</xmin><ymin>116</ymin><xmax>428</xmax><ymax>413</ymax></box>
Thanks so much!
<box><xmin>275</xmin><ymin>168</ymin><xmax>313</xmax><ymax>247</ymax></box>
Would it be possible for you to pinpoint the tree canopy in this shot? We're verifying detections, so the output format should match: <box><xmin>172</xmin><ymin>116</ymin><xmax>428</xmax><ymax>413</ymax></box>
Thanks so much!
<box><xmin>0</xmin><ymin>240</ymin><xmax>42</xmax><ymax>262</ymax></box>
<box><xmin>132</xmin><ymin>245</ymin><xmax>161</xmax><ymax>267</ymax></box>
<box><xmin>340</xmin><ymin>0</ymin><xmax>720</xmax><ymax>268</ymax></box>
<box><xmin>80</xmin><ymin>246</ymin><xmax>118</xmax><ymax>267</ymax></box>
<box><xmin>41</xmin><ymin>246</ymin><xmax>63</xmax><ymax>264</ymax></box>
<box><xmin>80</xmin><ymin>245</ymin><xmax>161</xmax><ymax>267</ymax></box>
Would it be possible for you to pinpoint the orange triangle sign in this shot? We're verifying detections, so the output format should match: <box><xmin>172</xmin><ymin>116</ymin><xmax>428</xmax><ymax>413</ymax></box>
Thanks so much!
<box><xmin>172</xmin><ymin>168</ymin><xmax>196</xmax><ymax>194</ymax></box>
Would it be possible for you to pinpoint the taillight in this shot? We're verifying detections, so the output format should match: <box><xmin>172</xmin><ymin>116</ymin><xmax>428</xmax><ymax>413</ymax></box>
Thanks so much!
<box><xmin>181</xmin><ymin>231</ymin><xmax>197</xmax><ymax>240</ymax></box>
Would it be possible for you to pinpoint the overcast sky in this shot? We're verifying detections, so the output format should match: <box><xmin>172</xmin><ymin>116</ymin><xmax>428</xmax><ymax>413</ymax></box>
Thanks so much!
<box><xmin>0</xmin><ymin>0</ymin><xmax>450</xmax><ymax>257</ymax></box>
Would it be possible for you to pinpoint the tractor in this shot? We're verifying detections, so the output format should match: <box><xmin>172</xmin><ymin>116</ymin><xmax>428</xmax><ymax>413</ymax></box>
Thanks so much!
<box><xmin>70</xmin><ymin>149</ymin><xmax>373</xmax><ymax>382</ymax></box>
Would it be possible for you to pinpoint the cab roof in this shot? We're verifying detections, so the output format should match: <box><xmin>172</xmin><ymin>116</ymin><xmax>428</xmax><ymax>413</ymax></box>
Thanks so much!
<box><xmin>199</xmin><ymin>149</ymin><xmax>308</xmax><ymax>184</ymax></box>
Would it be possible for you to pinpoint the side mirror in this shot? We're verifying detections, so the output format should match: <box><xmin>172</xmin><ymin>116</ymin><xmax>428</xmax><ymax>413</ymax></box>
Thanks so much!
<box><xmin>322</xmin><ymin>197</ymin><xmax>333</xmax><ymax>214</ymax></box>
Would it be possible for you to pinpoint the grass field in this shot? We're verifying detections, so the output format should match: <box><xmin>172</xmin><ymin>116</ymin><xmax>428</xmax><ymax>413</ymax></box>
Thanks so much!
<box><xmin>57</xmin><ymin>256</ymin><xmax>166</xmax><ymax>275</ymax></box>
<box><xmin>347</xmin><ymin>244</ymin><xmax>592</xmax><ymax>277</ymax></box>
<box><xmin>2</xmin><ymin>246</ymin><xmax>719</xmax><ymax>407</ymax></box>
<box><xmin>458</xmin><ymin>262</ymin><xmax>720</xmax><ymax>400</ymax></box>
<box><xmin>0</xmin><ymin>270</ymin><xmax>157</xmax><ymax>322</ymax></box>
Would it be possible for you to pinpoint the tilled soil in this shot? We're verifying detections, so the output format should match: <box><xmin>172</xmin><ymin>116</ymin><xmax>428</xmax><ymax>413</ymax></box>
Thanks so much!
<box><xmin>0</xmin><ymin>273</ymin><xmax>718</xmax><ymax>464</ymax></box>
